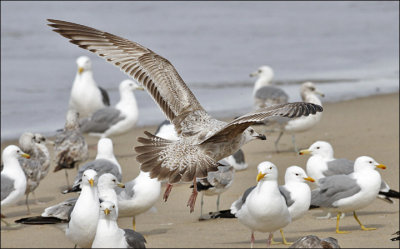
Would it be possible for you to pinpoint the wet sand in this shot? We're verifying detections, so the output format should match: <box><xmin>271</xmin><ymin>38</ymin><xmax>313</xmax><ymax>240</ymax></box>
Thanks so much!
<box><xmin>1</xmin><ymin>92</ymin><xmax>399</xmax><ymax>248</ymax></box>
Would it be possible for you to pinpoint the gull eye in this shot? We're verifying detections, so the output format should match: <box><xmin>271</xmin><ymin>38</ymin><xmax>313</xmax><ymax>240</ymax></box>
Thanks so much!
<box><xmin>316</xmin><ymin>146</ymin><xmax>320</xmax><ymax>149</ymax></box>
<box><xmin>112</xmin><ymin>179</ymin><xmax>116</xmax><ymax>182</ymax></box>
<box><xmin>369</xmin><ymin>161</ymin><xmax>372</xmax><ymax>164</ymax></box>
<box><xmin>258</xmin><ymin>69</ymin><xmax>262</xmax><ymax>73</ymax></box>
<box><xmin>295</xmin><ymin>173</ymin><xmax>299</xmax><ymax>176</ymax></box>
<box><xmin>17</xmin><ymin>150</ymin><xmax>20</xmax><ymax>153</ymax></box>
<box><xmin>112</xmin><ymin>205</ymin><xmax>115</xmax><ymax>208</ymax></box>
<box><xmin>270</xmin><ymin>167</ymin><xmax>272</xmax><ymax>170</ymax></box>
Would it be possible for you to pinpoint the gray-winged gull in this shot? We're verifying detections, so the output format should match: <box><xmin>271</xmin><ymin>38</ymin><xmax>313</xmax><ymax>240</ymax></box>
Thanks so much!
<box><xmin>300</xmin><ymin>141</ymin><xmax>399</xmax><ymax>219</ymax></box>
<box><xmin>47</xmin><ymin>19</ymin><xmax>323</xmax><ymax>212</ymax></box>
<box><xmin>265</xmin><ymin>82</ymin><xmax>324</xmax><ymax>153</ymax></box>
<box><xmin>230</xmin><ymin>161</ymin><xmax>291</xmax><ymax>248</ymax></box>
<box><xmin>310</xmin><ymin>156</ymin><xmax>386</xmax><ymax>233</ymax></box>
<box><xmin>92</xmin><ymin>201</ymin><xmax>147</xmax><ymax>248</ymax></box>
<box><xmin>1</xmin><ymin>145</ymin><xmax>30</xmax><ymax>226</ymax></box>
<box><xmin>250</xmin><ymin>65</ymin><xmax>289</xmax><ymax>109</ymax></box>
<box><xmin>64</xmin><ymin>137</ymin><xmax>122</xmax><ymax>193</ymax></box>
<box><xmin>80</xmin><ymin>79</ymin><xmax>144</xmax><ymax>138</ymax></box>
<box><xmin>190</xmin><ymin>159</ymin><xmax>235</xmax><ymax>220</ymax></box>
<box><xmin>69</xmin><ymin>55</ymin><xmax>110</xmax><ymax>118</ymax></box>
<box><xmin>54</xmin><ymin>110</ymin><xmax>89</xmax><ymax>188</ymax></box>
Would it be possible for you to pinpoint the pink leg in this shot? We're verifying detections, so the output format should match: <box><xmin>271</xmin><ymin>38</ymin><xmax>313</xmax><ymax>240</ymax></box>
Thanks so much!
<box><xmin>266</xmin><ymin>232</ymin><xmax>273</xmax><ymax>248</ymax></box>
<box><xmin>187</xmin><ymin>178</ymin><xmax>198</xmax><ymax>213</ymax></box>
<box><xmin>163</xmin><ymin>183</ymin><xmax>173</xmax><ymax>202</ymax></box>
<box><xmin>251</xmin><ymin>232</ymin><xmax>255</xmax><ymax>248</ymax></box>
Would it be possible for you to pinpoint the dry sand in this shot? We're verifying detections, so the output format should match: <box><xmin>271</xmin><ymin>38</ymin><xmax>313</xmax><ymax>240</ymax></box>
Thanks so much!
<box><xmin>1</xmin><ymin>92</ymin><xmax>399</xmax><ymax>248</ymax></box>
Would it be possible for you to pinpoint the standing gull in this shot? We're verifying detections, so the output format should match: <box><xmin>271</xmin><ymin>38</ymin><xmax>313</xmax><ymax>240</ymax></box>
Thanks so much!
<box><xmin>250</xmin><ymin>65</ymin><xmax>289</xmax><ymax>109</ymax></box>
<box><xmin>310</xmin><ymin>156</ymin><xmax>386</xmax><ymax>233</ymax></box>
<box><xmin>47</xmin><ymin>19</ymin><xmax>323</xmax><ymax>212</ymax></box>
<box><xmin>266</xmin><ymin>82</ymin><xmax>324</xmax><ymax>153</ymax></box>
<box><xmin>53</xmin><ymin>110</ymin><xmax>89</xmax><ymax>188</ymax></box>
<box><xmin>1</xmin><ymin>145</ymin><xmax>30</xmax><ymax>226</ymax></box>
<box><xmin>92</xmin><ymin>201</ymin><xmax>147</xmax><ymax>248</ymax></box>
<box><xmin>190</xmin><ymin>159</ymin><xmax>235</xmax><ymax>220</ymax></box>
<box><xmin>299</xmin><ymin>141</ymin><xmax>399</xmax><ymax>209</ymax></box>
<box><xmin>80</xmin><ymin>79</ymin><xmax>144</xmax><ymax>138</ymax></box>
<box><xmin>69</xmin><ymin>55</ymin><xmax>110</xmax><ymax>118</ymax></box>
<box><xmin>231</xmin><ymin>161</ymin><xmax>291</xmax><ymax>248</ymax></box>
<box><xmin>33</xmin><ymin>133</ymin><xmax>52</xmax><ymax>183</ymax></box>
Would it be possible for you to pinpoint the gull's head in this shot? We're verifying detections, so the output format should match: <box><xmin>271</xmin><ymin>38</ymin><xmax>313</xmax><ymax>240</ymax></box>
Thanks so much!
<box><xmin>354</xmin><ymin>156</ymin><xmax>386</xmax><ymax>172</ymax></box>
<box><xmin>256</xmin><ymin>161</ymin><xmax>278</xmax><ymax>182</ymax></box>
<box><xmin>2</xmin><ymin>145</ymin><xmax>30</xmax><ymax>161</ymax></box>
<box><xmin>243</xmin><ymin>127</ymin><xmax>266</xmax><ymax>143</ymax></box>
<box><xmin>99</xmin><ymin>201</ymin><xmax>117</xmax><ymax>220</ymax></box>
<box><xmin>285</xmin><ymin>166</ymin><xmax>315</xmax><ymax>184</ymax></box>
<box><xmin>96</xmin><ymin>138</ymin><xmax>114</xmax><ymax>158</ymax></box>
<box><xmin>98</xmin><ymin>173</ymin><xmax>125</xmax><ymax>190</ymax></box>
<box><xmin>65</xmin><ymin>109</ymin><xmax>80</xmax><ymax>129</ymax></box>
<box><xmin>33</xmin><ymin>133</ymin><xmax>54</xmax><ymax>146</ymax></box>
<box><xmin>18</xmin><ymin>132</ymin><xmax>35</xmax><ymax>151</ymax></box>
<box><xmin>299</xmin><ymin>141</ymin><xmax>333</xmax><ymax>158</ymax></box>
<box><xmin>76</xmin><ymin>55</ymin><xmax>92</xmax><ymax>74</ymax></box>
<box><xmin>301</xmin><ymin>82</ymin><xmax>325</xmax><ymax>98</ymax></box>
<box><xmin>82</xmin><ymin>169</ymin><xmax>98</xmax><ymax>188</ymax></box>
<box><xmin>250</xmin><ymin>65</ymin><xmax>274</xmax><ymax>80</ymax></box>
<box><xmin>120</xmin><ymin>79</ymin><xmax>144</xmax><ymax>92</ymax></box>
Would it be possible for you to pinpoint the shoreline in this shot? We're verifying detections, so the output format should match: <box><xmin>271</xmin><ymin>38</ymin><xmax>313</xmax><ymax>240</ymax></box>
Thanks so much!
<box><xmin>1</xmin><ymin>92</ymin><xmax>399</xmax><ymax>248</ymax></box>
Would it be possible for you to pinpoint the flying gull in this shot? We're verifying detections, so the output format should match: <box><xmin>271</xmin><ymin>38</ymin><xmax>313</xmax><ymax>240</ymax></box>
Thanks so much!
<box><xmin>310</xmin><ymin>156</ymin><xmax>386</xmax><ymax>233</ymax></box>
<box><xmin>53</xmin><ymin>110</ymin><xmax>89</xmax><ymax>189</ymax></box>
<box><xmin>47</xmin><ymin>19</ymin><xmax>323</xmax><ymax>212</ymax></box>
<box><xmin>80</xmin><ymin>79</ymin><xmax>144</xmax><ymax>138</ymax></box>
<box><xmin>299</xmin><ymin>140</ymin><xmax>399</xmax><ymax>219</ymax></box>
<box><xmin>92</xmin><ymin>201</ymin><xmax>147</xmax><ymax>248</ymax></box>
<box><xmin>250</xmin><ymin>65</ymin><xmax>289</xmax><ymax>109</ymax></box>
<box><xmin>1</xmin><ymin>145</ymin><xmax>30</xmax><ymax>227</ymax></box>
<box><xmin>69</xmin><ymin>55</ymin><xmax>110</xmax><ymax>118</ymax></box>
<box><xmin>230</xmin><ymin>161</ymin><xmax>291</xmax><ymax>248</ymax></box>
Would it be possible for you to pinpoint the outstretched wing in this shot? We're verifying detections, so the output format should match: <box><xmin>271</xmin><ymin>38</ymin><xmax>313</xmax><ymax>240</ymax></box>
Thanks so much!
<box><xmin>48</xmin><ymin>19</ymin><xmax>205</xmax><ymax>129</ymax></box>
<box><xmin>200</xmin><ymin>102</ymin><xmax>323</xmax><ymax>144</ymax></box>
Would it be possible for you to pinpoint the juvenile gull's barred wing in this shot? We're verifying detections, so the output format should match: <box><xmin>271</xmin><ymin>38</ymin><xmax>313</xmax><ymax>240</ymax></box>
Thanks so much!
<box><xmin>47</xmin><ymin>19</ymin><xmax>205</xmax><ymax>132</ymax></box>
<box><xmin>200</xmin><ymin>102</ymin><xmax>323</xmax><ymax>144</ymax></box>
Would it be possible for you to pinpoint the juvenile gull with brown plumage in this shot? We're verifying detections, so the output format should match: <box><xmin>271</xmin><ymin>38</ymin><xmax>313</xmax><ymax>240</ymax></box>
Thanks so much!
<box><xmin>47</xmin><ymin>19</ymin><xmax>323</xmax><ymax>212</ymax></box>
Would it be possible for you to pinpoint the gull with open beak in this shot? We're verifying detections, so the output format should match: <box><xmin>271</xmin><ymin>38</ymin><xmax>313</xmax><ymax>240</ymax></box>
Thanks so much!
<box><xmin>310</xmin><ymin>156</ymin><xmax>387</xmax><ymax>233</ymax></box>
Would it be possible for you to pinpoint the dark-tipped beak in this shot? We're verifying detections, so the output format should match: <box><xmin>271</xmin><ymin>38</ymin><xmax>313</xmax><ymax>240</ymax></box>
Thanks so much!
<box><xmin>257</xmin><ymin>134</ymin><xmax>267</xmax><ymax>140</ymax></box>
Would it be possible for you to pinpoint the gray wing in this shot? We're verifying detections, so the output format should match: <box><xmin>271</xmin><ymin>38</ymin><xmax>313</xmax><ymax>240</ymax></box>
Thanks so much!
<box><xmin>279</xmin><ymin>185</ymin><xmax>295</xmax><ymax>207</ymax></box>
<box><xmin>116</xmin><ymin>178</ymin><xmax>136</xmax><ymax>198</ymax></box>
<box><xmin>1</xmin><ymin>174</ymin><xmax>15</xmax><ymax>201</ymax></box>
<box><xmin>123</xmin><ymin>229</ymin><xmax>146</xmax><ymax>248</ymax></box>
<box><xmin>199</xmin><ymin>102</ymin><xmax>323</xmax><ymax>144</ymax></box>
<box><xmin>80</xmin><ymin>107</ymin><xmax>124</xmax><ymax>133</ymax></box>
<box><xmin>324</xmin><ymin>158</ymin><xmax>354</xmax><ymax>176</ymax></box>
<box><xmin>54</xmin><ymin>129</ymin><xmax>88</xmax><ymax>171</ymax></box>
<box><xmin>232</xmin><ymin>149</ymin><xmax>245</xmax><ymax>164</ymax></box>
<box><xmin>311</xmin><ymin>175</ymin><xmax>361</xmax><ymax>208</ymax></box>
<box><xmin>72</xmin><ymin>159</ymin><xmax>122</xmax><ymax>188</ymax></box>
<box><xmin>42</xmin><ymin>197</ymin><xmax>77</xmax><ymax>221</ymax></box>
<box><xmin>255</xmin><ymin>86</ymin><xmax>289</xmax><ymax>107</ymax></box>
<box><xmin>206</xmin><ymin>164</ymin><xmax>235</xmax><ymax>189</ymax></box>
<box><xmin>232</xmin><ymin>185</ymin><xmax>256</xmax><ymax>212</ymax></box>
<box><xmin>98</xmin><ymin>86</ymin><xmax>110</xmax><ymax>106</ymax></box>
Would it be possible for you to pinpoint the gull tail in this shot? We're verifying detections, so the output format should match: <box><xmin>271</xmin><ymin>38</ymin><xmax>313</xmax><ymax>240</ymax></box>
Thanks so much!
<box><xmin>15</xmin><ymin>216</ymin><xmax>67</xmax><ymax>225</ymax></box>
<box><xmin>378</xmin><ymin>189</ymin><xmax>400</xmax><ymax>204</ymax></box>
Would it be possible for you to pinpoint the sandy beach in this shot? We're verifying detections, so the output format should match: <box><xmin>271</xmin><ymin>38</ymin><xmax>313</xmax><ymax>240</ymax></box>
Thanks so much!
<box><xmin>1</xmin><ymin>92</ymin><xmax>399</xmax><ymax>248</ymax></box>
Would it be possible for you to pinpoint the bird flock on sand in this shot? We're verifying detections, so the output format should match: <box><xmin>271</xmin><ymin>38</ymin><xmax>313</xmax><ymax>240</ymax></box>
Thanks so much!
<box><xmin>1</xmin><ymin>19</ymin><xmax>398</xmax><ymax>248</ymax></box>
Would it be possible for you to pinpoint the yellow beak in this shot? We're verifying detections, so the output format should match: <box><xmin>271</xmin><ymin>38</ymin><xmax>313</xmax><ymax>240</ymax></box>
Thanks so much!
<box><xmin>376</xmin><ymin>164</ymin><xmax>386</xmax><ymax>170</ymax></box>
<box><xmin>298</xmin><ymin>149</ymin><xmax>311</xmax><ymax>155</ymax></box>
<box><xmin>257</xmin><ymin>172</ymin><xmax>267</xmax><ymax>182</ymax></box>
<box><xmin>104</xmin><ymin>208</ymin><xmax>110</xmax><ymax>215</ymax></box>
<box><xmin>88</xmin><ymin>179</ymin><xmax>94</xmax><ymax>187</ymax></box>
<box><xmin>117</xmin><ymin>183</ymin><xmax>125</xmax><ymax>188</ymax></box>
<box><xmin>21</xmin><ymin>153</ymin><xmax>30</xmax><ymax>159</ymax></box>
<box><xmin>137</xmin><ymin>86</ymin><xmax>145</xmax><ymax>91</ymax></box>
<box><xmin>78</xmin><ymin>67</ymin><xmax>84</xmax><ymax>74</ymax></box>
<box><xmin>303</xmin><ymin>176</ymin><xmax>315</xmax><ymax>182</ymax></box>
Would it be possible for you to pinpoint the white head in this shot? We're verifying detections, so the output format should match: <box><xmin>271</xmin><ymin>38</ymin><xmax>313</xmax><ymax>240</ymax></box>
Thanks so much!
<box><xmin>96</xmin><ymin>138</ymin><xmax>114</xmax><ymax>158</ymax></box>
<box><xmin>2</xmin><ymin>145</ymin><xmax>30</xmax><ymax>162</ymax></box>
<box><xmin>76</xmin><ymin>56</ymin><xmax>92</xmax><ymax>74</ymax></box>
<box><xmin>99</xmin><ymin>201</ymin><xmax>118</xmax><ymax>221</ymax></box>
<box><xmin>250</xmin><ymin>65</ymin><xmax>274</xmax><ymax>81</ymax></box>
<box><xmin>65</xmin><ymin>109</ymin><xmax>80</xmax><ymax>129</ymax></box>
<box><xmin>81</xmin><ymin>169</ymin><xmax>98</xmax><ymax>188</ymax></box>
<box><xmin>256</xmin><ymin>161</ymin><xmax>279</xmax><ymax>182</ymax></box>
<box><xmin>299</xmin><ymin>141</ymin><xmax>334</xmax><ymax>159</ymax></box>
<box><xmin>119</xmin><ymin>79</ymin><xmax>144</xmax><ymax>92</ymax></box>
<box><xmin>354</xmin><ymin>156</ymin><xmax>386</xmax><ymax>172</ymax></box>
<box><xmin>300</xmin><ymin>82</ymin><xmax>324</xmax><ymax>100</ymax></box>
<box><xmin>242</xmin><ymin>127</ymin><xmax>267</xmax><ymax>144</ymax></box>
<box><xmin>18</xmin><ymin>132</ymin><xmax>35</xmax><ymax>152</ymax></box>
<box><xmin>284</xmin><ymin>166</ymin><xmax>315</xmax><ymax>184</ymax></box>
<box><xmin>98</xmin><ymin>173</ymin><xmax>125</xmax><ymax>190</ymax></box>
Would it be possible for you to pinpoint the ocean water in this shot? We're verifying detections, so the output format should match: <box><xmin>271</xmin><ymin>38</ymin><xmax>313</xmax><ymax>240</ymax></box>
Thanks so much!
<box><xmin>1</xmin><ymin>1</ymin><xmax>399</xmax><ymax>141</ymax></box>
